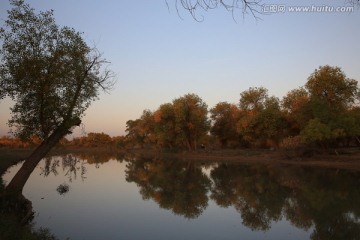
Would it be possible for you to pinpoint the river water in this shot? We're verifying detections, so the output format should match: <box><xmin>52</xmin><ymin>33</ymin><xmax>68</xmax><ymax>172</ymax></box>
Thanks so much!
<box><xmin>3</xmin><ymin>153</ymin><xmax>360</xmax><ymax>240</ymax></box>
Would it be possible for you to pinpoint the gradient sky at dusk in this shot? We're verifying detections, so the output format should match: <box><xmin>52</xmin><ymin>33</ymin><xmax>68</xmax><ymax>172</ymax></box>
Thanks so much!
<box><xmin>0</xmin><ymin>0</ymin><xmax>359</xmax><ymax>137</ymax></box>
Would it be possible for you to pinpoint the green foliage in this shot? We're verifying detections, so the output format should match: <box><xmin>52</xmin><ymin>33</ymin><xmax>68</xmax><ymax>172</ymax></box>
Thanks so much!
<box><xmin>0</xmin><ymin>0</ymin><xmax>113</xmax><ymax>140</ymax></box>
<box><xmin>210</xmin><ymin>102</ymin><xmax>240</xmax><ymax>147</ymax></box>
<box><xmin>300</xmin><ymin>118</ymin><xmax>332</xmax><ymax>144</ymax></box>
<box><xmin>126</xmin><ymin>93</ymin><xmax>209</xmax><ymax>150</ymax></box>
<box><xmin>125</xmin><ymin>66</ymin><xmax>359</xmax><ymax>149</ymax></box>
<box><xmin>79</xmin><ymin>132</ymin><xmax>112</xmax><ymax>147</ymax></box>
<box><xmin>239</xmin><ymin>86</ymin><xmax>268</xmax><ymax>112</ymax></box>
<box><xmin>237</xmin><ymin>88</ymin><xmax>284</xmax><ymax>147</ymax></box>
<box><xmin>282</xmin><ymin>87</ymin><xmax>310</xmax><ymax>134</ymax></box>
<box><xmin>125</xmin><ymin>110</ymin><xmax>156</xmax><ymax>147</ymax></box>
<box><xmin>173</xmin><ymin>93</ymin><xmax>210</xmax><ymax>150</ymax></box>
<box><xmin>305</xmin><ymin>65</ymin><xmax>358</xmax><ymax>111</ymax></box>
<box><xmin>154</xmin><ymin>103</ymin><xmax>177</xmax><ymax>148</ymax></box>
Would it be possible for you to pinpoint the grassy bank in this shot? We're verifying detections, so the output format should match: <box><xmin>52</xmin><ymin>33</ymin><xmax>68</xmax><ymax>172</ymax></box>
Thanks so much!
<box><xmin>0</xmin><ymin>148</ymin><xmax>58</xmax><ymax>240</ymax></box>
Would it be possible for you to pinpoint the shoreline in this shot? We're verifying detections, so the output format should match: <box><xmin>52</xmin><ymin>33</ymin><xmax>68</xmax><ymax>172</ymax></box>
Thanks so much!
<box><xmin>1</xmin><ymin>147</ymin><xmax>360</xmax><ymax>175</ymax></box>
<box><xmin>119</xmin><ymin>147</ymin><xmax>360</xmax><ymax>171</ymax></box>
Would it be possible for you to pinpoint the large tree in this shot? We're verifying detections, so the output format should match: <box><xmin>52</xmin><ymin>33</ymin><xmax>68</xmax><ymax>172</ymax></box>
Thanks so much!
<box><xmin>153</xmin><ymin>103</ymin><xmax>177</xmax><ymax>148</ymax></box>
<box><xmin>281</xmin><ymin>87</ymin><xmax>310</xmax><ymax>135</ymax></box>
<box><xmin>210</xmin><ymin>102</ymin><xmax>240</xmax><ymax>147</ymax></box>
<box><xmin>300</xmin><ymin>66</ymin><xmax>359</xmax><ymax>147</ymax></box>
<box><xmin>305</xmin><ymin>65</ymin><xmax>358</xmax><ymax>112</ymax></box>
<box><xmin>173</xmin><ymin>93</ymin><xmax>210</xmax><ymax>150</ymax></box>
<box><xmin>0</xmin><ymin>0</ymin><xmax>113</xmax><ymax>196</ymax></box>
<box><xmin>237</xmin><ymin>87</ymin><xmax>284</xmax><ymax>147</ymax></box>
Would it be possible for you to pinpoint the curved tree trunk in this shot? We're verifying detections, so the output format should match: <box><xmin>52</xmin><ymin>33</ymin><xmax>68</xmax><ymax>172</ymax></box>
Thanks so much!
<box><xmin>5</xmin><ymin>119</ymin><xmax>80</xmax><ymax>197</ymax></box>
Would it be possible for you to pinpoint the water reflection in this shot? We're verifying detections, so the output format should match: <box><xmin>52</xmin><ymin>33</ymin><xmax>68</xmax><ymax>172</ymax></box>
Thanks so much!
<box><xmin>125</xmin><ymin>157</ymin><xmax>211</xmax><ymax>219</ymax></box>
<box><xmin>125</xmin><ymin>157</ymin><xmax>360</xmax><ymax>239</ymax></box>
<box><xmin>210</xmin><ymin>164</ymin><xmax>287</xmax><ymax>231</ymax></box>
<box><xmin>56</xmin><ymin>183</ymin><xmax>70</xmax><ymax>195</ymax></box>
<box><xmin>210</xmin><ymin>163</ymin><xmax>360</xmax><ymax>239</ymax></box>
<box><xmin>40</xmin><ymin>155</ymin><xmax>87</xmax><ymax>182</ymax></box>
<box><xmin>5</xmin><ymin>153</ymin><xmax>359</xmax><ymax>239</ymax></box>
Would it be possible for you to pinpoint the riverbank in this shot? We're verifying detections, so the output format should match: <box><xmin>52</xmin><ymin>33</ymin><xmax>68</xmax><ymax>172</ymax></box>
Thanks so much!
<box><xmin>2</xmin><ymin>147</ymin><xmax>360</xmax><ymax>175</ymax></box>
<box><xmin>167</xmin><ymin>148</ymin><xmax>360</xmax><ymax>171</ymax></box>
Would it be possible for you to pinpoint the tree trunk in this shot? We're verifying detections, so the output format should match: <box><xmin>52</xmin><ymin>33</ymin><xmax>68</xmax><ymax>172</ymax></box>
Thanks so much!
<box><xmin>5</xmin><ymin>119</ymin><xmax>80</xmax><ymax>197</ymax></box>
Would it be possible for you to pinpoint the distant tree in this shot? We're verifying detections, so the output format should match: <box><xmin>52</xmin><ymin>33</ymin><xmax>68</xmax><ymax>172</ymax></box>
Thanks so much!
<box><xmin>305</xmin><ymin>65</ymin><xmax>358</xmax><ymax>112</ymax></box>
<box><xmin>125</xmin><ymin>119</ymin><xmax>144</xmax><ymax>147</ymax></box>
<box><xmin>239</xmin><ymin>87</ymin><xmax>268</xmax><ymax>112</ymax></box>
<box><xmin>210</xmin><ymin>102</ymin><xmax>240</xmax><ymax>148</ymax></box>
<box><xmin>300</xmin><ymin>118</ymin><xmax>333</xmax><ymax>147</ymax></box>
<box><xmin>112</xmin><ymin>135</ymin><xmax>128</xmax><ymax>148</ymax></box>
<box><xmin>173</xmin><ymin>93</ymin><xmax>210</xmax><ymax>150</ymax></box>
<box><xmin>86</xmin><ymin>132</ymin><xmax>112</xmax><ymax>147</ymax></box>
<box><xmin>1</xmin><ymin>0</ymin><xmax>113</xmax><ymax>197</ymax></box>
<box><xmin>237</xmin><ymin>87</ymin><xmax>283</xmax><ymax>147</ymax></box>
<box><xmin>125</xmin><ymin>110</ymin><xmax>156</xmax><ymax>148</ymax></box>
<box><xmin>127</xmin><ymin>94</ymin><xmax>210</xmax><ymax>150</ymax></box>
<box><xmin>153</xmin><ymin>103</ymin><xmax>177</xmax><ymax>148</ymax></box>
<box><xmin>345</xmin><ymin>107</ymin><xmax>360</xmax><ymax>146</ymax></box>
<box><xmin>299</xmin><ymin>66</ymin><xmax>359</xmax><ymax>147</ymax></box>
<box><xmin>281</xmin><ymin>87</ymin><xmax>310</xmax><ymax>135</ymax></box>
<box><xmin>139</xmin><ymin>110</ymin><xmax>157</xmax><ymax>145</ymax></box>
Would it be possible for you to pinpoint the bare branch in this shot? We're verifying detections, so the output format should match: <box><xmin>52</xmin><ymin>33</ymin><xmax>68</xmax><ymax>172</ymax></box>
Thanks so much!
<box><xmin>172</xmin><ymin>0</ymin><xmax>264</xmax><ymax>21</ymax></box>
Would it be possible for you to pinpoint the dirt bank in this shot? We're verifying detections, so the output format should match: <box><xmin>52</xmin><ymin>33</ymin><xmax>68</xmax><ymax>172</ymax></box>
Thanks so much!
<box><xmin>158</xmin><ymin>148</ymin><xmax>360</xmax><ymax>171</ymax></box>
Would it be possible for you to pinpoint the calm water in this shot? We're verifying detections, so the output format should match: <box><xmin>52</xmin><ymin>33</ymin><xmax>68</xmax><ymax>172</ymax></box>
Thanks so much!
<box><xmin>3</xmin><ymin>153</ymin><xmax>360</xmax><ymax>240</ymax></box>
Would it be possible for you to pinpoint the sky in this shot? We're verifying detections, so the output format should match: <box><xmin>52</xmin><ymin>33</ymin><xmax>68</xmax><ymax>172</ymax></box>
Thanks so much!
<box><xmin>0</xmin><ymin>0</ymin><xmax>359</xmax><ymax>137</ymax></box>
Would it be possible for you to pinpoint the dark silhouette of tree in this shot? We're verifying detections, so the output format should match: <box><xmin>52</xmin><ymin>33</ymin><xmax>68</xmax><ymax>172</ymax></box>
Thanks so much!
<box><xmin>0</xmin><ymin>0</ymin><xmax>113</xmax><ymax>198</ymax></box>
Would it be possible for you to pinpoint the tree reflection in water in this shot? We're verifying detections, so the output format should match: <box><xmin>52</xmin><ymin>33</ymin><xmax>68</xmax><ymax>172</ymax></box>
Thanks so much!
<box><xmin>210</xmin><ymin>163</ymin><xmax>287</xmax><ymax>231</ymax></box>
<box><xmin>39</xmin><ymin>152</ymin><xmax>124</xmax><ymax>196</ymax></box>
<box><xmin>37</xmin><ymin>153</ymin><xmax>360</xmax><ymax>239</ymax></box>
<box><xmin>126</xmin><ymin>157</ymin><xmax>360</xmax><ymax>239</ymax></box>
<box><xmin>209</xmin><ymin>163</ymin><xmax>360</xmax><ymax>239</ymax></box>
<box><xmin>125</xmin><ymin>157</ymin><xmax>211</xmax><ymax>219</ymax></box>
<box><xmin>40</xmin><ymin>155</ymin><xmax>86</xmax><ymax>182</ymax></box>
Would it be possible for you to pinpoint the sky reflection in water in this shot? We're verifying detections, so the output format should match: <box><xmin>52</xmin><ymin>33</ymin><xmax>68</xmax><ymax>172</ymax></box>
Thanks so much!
<box><xmin>3</xmin><ymin>153</ymin><xmax>359</xmax><ymax>240</ymax></box>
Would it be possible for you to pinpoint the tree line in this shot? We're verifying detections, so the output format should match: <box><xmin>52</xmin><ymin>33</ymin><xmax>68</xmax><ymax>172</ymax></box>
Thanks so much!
<box><xmin>0</xmin><ymin>133</ymin><xmax>126</xmax><ymax>149</ymax></box>
<box><xmin>126</xmin><ymin>65</ymin><xmax>360</xmax><ymax>150</ymax></box>
<box><xmin>2</xmin><ymin>65</ymin><xmax>359</xmax><ymax>151</ymax></box>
